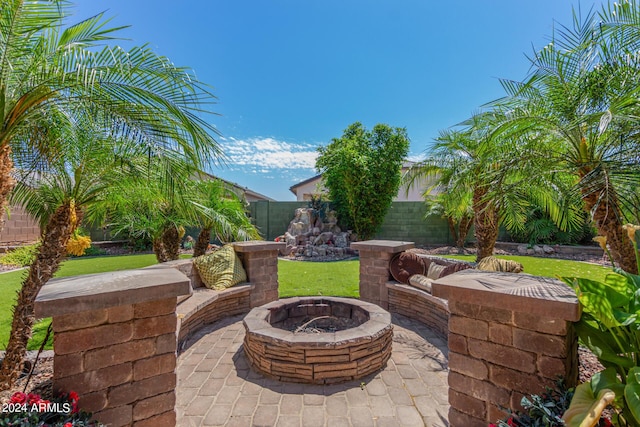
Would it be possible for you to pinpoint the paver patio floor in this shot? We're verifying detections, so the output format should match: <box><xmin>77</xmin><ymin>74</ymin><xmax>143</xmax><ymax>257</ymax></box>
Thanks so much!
<box><xmin>176</xmin><ymin>313</ymin><xmax>449</xmax><ymax>427</ymax></box>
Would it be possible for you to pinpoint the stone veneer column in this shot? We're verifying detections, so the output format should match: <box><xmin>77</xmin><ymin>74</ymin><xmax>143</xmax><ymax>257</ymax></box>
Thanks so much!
<box><xmin>233</xmin><ymin>241</ymin><xmax>285</xmax><ymax>308</ymax></box>
<box><xmin>350</xmin><ymin>240</ymin><xmax>414</xmax><ymax>309</ymax></box>
<box><xmin>432</xmin><ymin>270</ymin><xmax>581</xmax><ymax>427</ymax></box>
<box><xmin>35</xmin><ymin>268</ymin><xmax>190</xmax><ymax>427</ymax></box>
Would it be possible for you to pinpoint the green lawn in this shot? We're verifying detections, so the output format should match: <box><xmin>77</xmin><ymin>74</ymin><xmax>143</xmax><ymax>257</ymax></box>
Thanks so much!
<box><xmin>0</xmin><ymin>253</ymin><xmax>612</xmax><ymax>351</ymax></box>
<box><xmin>278</xmin><ymin>259</ymin><xmax>359</xmax><ymax>298</ymax></box>
<box><xmin>442</xmin><ymin>254</ymin><xmax>611</xmax><ymax>283</ymax></box>
<box><xmin>0</xmin><ymin>254</ymin><xmax>160</xmax><ymax>351</ymax></box>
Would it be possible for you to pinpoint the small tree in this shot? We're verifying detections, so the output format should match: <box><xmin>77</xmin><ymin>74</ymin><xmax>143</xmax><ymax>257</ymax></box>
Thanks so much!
<box><xmin>316</xmin><ymin>122</ymin><xmax>409</xmax><ymax>240</ymax></box>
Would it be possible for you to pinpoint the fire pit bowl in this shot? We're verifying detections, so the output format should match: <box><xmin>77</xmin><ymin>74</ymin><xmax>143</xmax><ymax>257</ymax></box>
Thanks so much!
<box><xmin>243</xmin><ymin>297</ymin><xmax>393</xmax><ymax>384</ymax></box>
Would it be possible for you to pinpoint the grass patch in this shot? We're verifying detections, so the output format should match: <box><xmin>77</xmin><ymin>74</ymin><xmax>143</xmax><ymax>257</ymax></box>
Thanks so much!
<box><xmin>443</xmin><ymin>254</ymin><xmax>611</xmax><ymax>283</ymax></box>
<box><xmin>0</xmin><ymin>254</ymin><xmax>159</xmax><ymax>351</ymax></box>
<box><xmin>278</xmin><ymin>259</ymin><xmax>359</xmax><ymax>298</ymax></box>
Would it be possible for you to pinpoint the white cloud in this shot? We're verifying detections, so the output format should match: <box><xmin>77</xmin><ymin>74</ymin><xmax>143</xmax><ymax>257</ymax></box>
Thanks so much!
<box><xmin>220</xmin><ymin>136</ymin><xmax>318</xmax><ymax>171</ymax></box>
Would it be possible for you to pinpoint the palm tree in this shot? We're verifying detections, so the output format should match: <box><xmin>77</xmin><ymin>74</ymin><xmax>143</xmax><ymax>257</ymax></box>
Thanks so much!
<box><xmin>190</xmin><ymin>179</ymin><xmax>260</xmax><ymax>257</ymax></box>
<box><xmin>423</xmin><ymin>191</ymin><xmax>474</xmax><ymax>250</ymax></box>
<box><xmin>407</xmin><ymin>112</ymin><xmax>581</xmax><ymax>262</ymax></box>
<box><xmin>98</xmin><ymin>165</ymin><xmax>194</xmax><ymax>263</ymax></box>
<box><xmin>494</xmin><ymin>3</ymin><xmax>640</xmax><ymax>273</ymax></box>
<box><xmin>0</xmin><ymin>118</ymin><xmax>160</xmax><ymax>389</ymax></box>
<box><xmin>0</xmin><ymin>1</ymin><xmax>221</xmax><ymax>231</ymax></box>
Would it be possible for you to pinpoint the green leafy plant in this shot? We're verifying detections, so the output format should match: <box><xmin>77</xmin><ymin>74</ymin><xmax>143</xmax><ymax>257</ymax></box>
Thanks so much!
<box><xmin>560</xmin><ymin>225</ymin><xmax>640</xmax><ymax>426</ymax></box>
<box><xmin>0</xmin><ymin>243</ymin><xmax>40</xmax><ymax>267</ymax></box>
<box><xmin>79</xmin><ymin>245</ymin><xmax>108</xmax><ymax>257</ymax></box>
<box><xmin>316</xmin><ymin>122</ymin><xmax>410</xmax><ymax>240</ymax></box>
<box><xmin>491</xmin><ymin>380</ymin><xmax>574</xmax><ymax>427</ymax></box>
<box><xmin>491</xmin><ymin>380</ymin><xmax>614</xmax><ymax>427</ymax></box>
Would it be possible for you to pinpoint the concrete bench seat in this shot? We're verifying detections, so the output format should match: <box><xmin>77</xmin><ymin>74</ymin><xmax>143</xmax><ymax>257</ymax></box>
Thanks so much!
<box><xmin>154</xmin><ymin>259</ymin><xmax>255</xmax><ymax>347</ymax></box>
<box><xmin>177</xmin><ymin>283</ymin><xmax>254</xmax><ymax>345</ymax></box>
<box><xmin>386</xmin><ymin>281</ymin><xmax>449</xmax><ymax>339</ymax></box>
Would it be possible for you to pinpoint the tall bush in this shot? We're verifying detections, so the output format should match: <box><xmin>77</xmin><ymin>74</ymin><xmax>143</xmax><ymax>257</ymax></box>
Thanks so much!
<box><xmin>316</xmin><ymin>122</ymin><xmax>409</xmax><ymax>240</ymax></box>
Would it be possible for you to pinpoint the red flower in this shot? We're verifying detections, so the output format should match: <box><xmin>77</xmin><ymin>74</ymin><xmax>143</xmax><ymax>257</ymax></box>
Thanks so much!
<box><xmin>68</xmin><ymin>391</ymin><xmax>79</xmax><ymax>402</ymax></box>
<box><xmin>27</xmin><ymin>392</ymin><xmax>42</xmax><ymax>405</ymax></box>
<box><xmin>64</xmin><ymin>423</ymin><xmax>73</xmax><ymax>427</ymax></box>
<box><xmin>507</xmin><ymin>418</ymin><xmax>515</xmax><ymax>427</ymax></box>
<box><xmin>10</xmin><ymin>391</ymin><xmax>27</xmax><ymax>404</ymax></box>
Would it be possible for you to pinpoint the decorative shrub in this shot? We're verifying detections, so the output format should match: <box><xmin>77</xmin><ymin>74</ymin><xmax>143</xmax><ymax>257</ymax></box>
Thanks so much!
<box><xmin>0</xmin><ymin>243</ymin><xmax>40</xmax><ymax>267</ymax></box>
<box><xmin>491</xmin><ymin>380</ymin><xmax>573</xmax><ymax>427</ymax></box>
<box><xmin>560</xmin><ymin>225</ymin><xmax>640</xmax><ymax>426</ymax></box>
<box><xmin>490</xmin><ymin>380</ymin><xmax>613</xmax><ymax>427</ymax></box>
<box><xmin>0</xmin><ymin>390</ymin><xmax>98</xmax><ymax>426</ymax></box>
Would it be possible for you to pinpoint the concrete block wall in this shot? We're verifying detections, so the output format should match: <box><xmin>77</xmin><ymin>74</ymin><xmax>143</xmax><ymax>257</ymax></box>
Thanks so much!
<box><xmin>248</xmin><ymin>201</ymin><xmax>457</xmax><ymax>245</ymax></box>
<box><xmin>375</xmin><ymin>202</ymin><xmax>453</xmax><ymax>245</ymax></box>
<box><xmin>0</xmin><ymin>204</ymin><xmax>40</xmax><ymax>244</ymax></box>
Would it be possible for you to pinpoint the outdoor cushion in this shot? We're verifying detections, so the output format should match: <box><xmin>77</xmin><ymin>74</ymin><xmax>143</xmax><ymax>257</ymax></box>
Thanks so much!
<box><xmin>476</xmin><ymin>256</ymin><xmax>524</xmax><ymax>273</ymax></box>
<box><xmin>192</xmin><ymin>245</ymin><xmax>247</xmax><ymax>290</ymax></box>
<box><xmin>426</xmin><ymin>262</ymin><xmax>447</xmax><ymax>280</ymax></box>
<box><xmin>408</xmin><ymin>274</ymin><xmax>433</xmax><ymax>294</ymax></box>
<box><xmin>389</xmin><ymin>252</ymin><xmax>426</xmax><ymax>284</ymax></box>
<box><xmin>438</xmin><ymin>261</ymin><xmax>472</xmax><ymax>278</ymax></box>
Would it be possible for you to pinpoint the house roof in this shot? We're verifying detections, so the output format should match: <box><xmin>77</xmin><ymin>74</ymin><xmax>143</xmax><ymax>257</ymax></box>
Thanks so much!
<box><xmin>289</xmin><ymin>161</ymin><xmax>418</xmax><ymax>195</ymax></box>
<box><xmin>289</xmin><ymin>174</ymin><xmax>322</xmax><ymax>195</ymax></box>
<box><xmin>199</xmin><ymin>171</ymin><xmax>275</xmax><ymax>201</ymax></box>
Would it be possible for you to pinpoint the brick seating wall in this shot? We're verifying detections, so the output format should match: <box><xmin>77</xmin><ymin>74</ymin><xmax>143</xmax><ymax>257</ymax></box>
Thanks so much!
<box><xmin>351</xmin><ymin>240</ymin><xmax>581</xmax><ymax>427</ymax></box>
<box><xmin>34</xmin><ymin>241</ymin><xmax>284</xmax><ymax>427</ymax></box>
<box><xmin>386</xmin><ymin>283</ymin><xmax>449</xmax><ymax>339</ymax></box>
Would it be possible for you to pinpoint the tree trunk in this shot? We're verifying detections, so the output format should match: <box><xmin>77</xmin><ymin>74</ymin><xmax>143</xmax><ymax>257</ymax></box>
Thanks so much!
<box><xmin>457</xmin><ymin>215</ymin><xmax>473</xmax><ymax>249</ymax></box>
<box><xmin>473</xmin><ymin>186</ymin><xmax>499</xmax><ymax>262</ymax></box>
<box><xmin>194</xmin><ymin>228</ymin><xmax>211</xmax><ymax>257</ymax></box>
<box><xmin>0</xmin><ymin>203</ymin><xmax>80</xmax><ymax>391</ymax></box>
<box><xmin>161</xmin><ymin>226</ymin><xmax>180</xmax><ymax>261</ymax></box>
<box><xmin>446</xmin><ymin>217</ymin><xmax>459</xmax><ymax>247</ymax></box>
<box><xmin>582</xmin><ymin>188</ymin><xmax>637</xmax><ymax>274</ymax></box>
<box><xmin>0</xmin><ymin>144</ymin><xmax>15</xmax><ymax>233</ymax></box>
<box><xmin>153</xmin><ymin>238</ymin><xmax>168</xmax><ymax>263</ymax></box>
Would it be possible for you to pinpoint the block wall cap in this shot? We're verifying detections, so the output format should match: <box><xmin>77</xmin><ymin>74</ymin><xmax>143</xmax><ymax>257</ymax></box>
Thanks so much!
<box><xmin>35</xmin><ymin>268</ymin><xmax>190</xmax><ymax>318</ymax></box>
<box><xmin>350</xmin><ymin>240</ymin><xmax>415</xmax><ymax>253</ymax></box>
<box><xmin>233</xmin><ymin>241</ymin><xmax>285</xmax><ymax>252</ymax></box>
<box><xmin>432</xmin><ymin>269</ymin><xmax>581</xmax><ymax>321</ymax></box>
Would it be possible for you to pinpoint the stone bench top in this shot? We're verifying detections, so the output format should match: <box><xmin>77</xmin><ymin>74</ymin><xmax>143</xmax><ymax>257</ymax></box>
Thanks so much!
<box><xmin>35</xmin><ymin>268</ymin><xmax>191</xmax><ymax>318</ymax></box>
<box><xmin>432</xmin><ymin>269</ymin><xmax>581</xmax><ymax>321</ymax></box>
<box><xmin>350</xmin><ymin>240</ymin><xmax>415</xmax><ymax>253</ymax></box>
<box><xmin>177</xmin><ymin>283</ymin><xmax>254</xmax><ymax>321</ymax></box>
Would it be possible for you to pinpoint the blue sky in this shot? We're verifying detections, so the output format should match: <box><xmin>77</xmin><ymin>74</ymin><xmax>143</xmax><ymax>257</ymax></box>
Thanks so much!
<box><xmin>73</xmin><ymin>1</ymin><xmax>601</xmax><ymax>200</ymax></box>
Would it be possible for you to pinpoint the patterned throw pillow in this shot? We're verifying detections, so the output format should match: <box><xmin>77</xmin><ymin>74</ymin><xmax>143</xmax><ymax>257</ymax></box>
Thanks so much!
<box><xmin>192</xmin><ymin>245</ymin><xmax>247</xmax><ymax>290</ymax></box>
<box><xmin>438</xmin><ymin>262</ymin><xmax>472</xmax><ymax>278</ymax></box>
<box><xmin>426</xmin><ymin>262</ymin><xmax>447</xmax><ymax>280</ymax></box>
<box><xmin>408</xmin><ymin>274</ymin><xmax>433</xmax><ymax>294</ymax></box>
<box><xmin>476</xmin><ymin>256</ymin><xmax>524</xmax><ymax>273</ymax></box>
<box><xmin>389</xmin><ymin>252</ymin><xmax>426</xmax><ymax>284</ymax></box>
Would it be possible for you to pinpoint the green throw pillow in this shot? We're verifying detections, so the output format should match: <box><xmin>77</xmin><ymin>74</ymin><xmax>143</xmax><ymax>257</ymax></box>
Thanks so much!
<box><xmin>193</xmin><ymin>245</ymin><xmax>247</xmax><ymax>290</ymax></box>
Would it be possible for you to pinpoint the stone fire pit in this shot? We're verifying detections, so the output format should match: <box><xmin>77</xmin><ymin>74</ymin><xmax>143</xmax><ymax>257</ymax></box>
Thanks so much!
<box><xmin>243</xmin><ymin>297</ymin><xmax>393</xmax><ymax>384</ymax></box>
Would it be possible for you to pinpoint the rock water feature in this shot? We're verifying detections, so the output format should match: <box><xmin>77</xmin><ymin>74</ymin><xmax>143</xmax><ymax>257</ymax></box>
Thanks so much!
<box><xmin>277</xmin><ymin>207</ymin><xmax>357</xmax><ymax>258</ymax></box>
